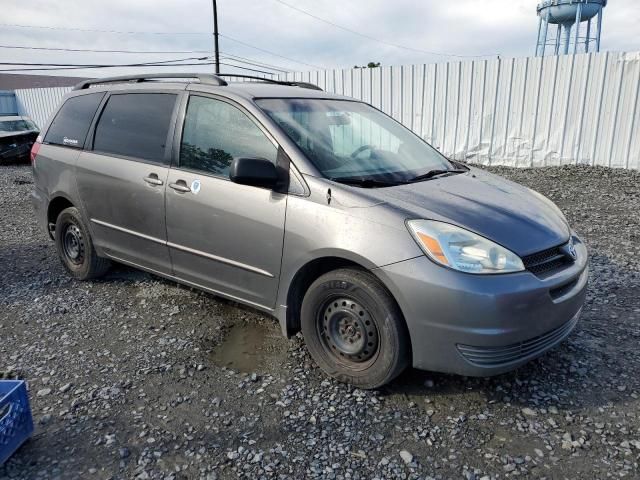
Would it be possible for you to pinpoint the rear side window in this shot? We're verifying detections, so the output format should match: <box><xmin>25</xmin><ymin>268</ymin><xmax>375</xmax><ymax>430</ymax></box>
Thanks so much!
<box><xmin>44</xmin><ymin>93</ymin><xmax>105</xmax><ymax>148</ymax></box>
<box><xmin>93</xmin><ymin>93</ymin><xmax>176</xmax><ymax>163</ymax></box>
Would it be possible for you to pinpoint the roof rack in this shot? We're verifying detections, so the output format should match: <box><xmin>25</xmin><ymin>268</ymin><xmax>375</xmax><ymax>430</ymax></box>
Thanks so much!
<box><xmin>72</xmin><ymin>73</ymin><xmax>228</xmax><ymax>90</ymax></box>
<box><xmin>287</xmin><ymin>81</ymin><xmax>323</xmax><ymax>91</ymax></box>
<box><xmin>72</xmin><ymin>72</ymin><xmax>323</xmax><ymax>92</ymax></box>
<box><xmin>218</xmin><ymin>74</ymin><xmax>323</xmax><ymax>91</ymax></box>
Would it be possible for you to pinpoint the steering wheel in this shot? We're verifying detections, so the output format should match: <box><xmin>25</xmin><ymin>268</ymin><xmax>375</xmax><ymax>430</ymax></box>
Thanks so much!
<box><xmin>350</xmin><ymin>144</ymin><xmax>376</xmax><ymax>159</ymax></box>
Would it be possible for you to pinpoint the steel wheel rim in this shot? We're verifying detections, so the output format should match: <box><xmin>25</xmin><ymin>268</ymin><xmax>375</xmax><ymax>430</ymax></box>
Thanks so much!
<box><xmin>63</xmin><ymin>223</ymin><xmax>85</xmax><ymax>265</ymax></box>
<box><xmin>317</xmin><ymin>296</ymin><xmax>379</xmax><ymax>369</ymax></box>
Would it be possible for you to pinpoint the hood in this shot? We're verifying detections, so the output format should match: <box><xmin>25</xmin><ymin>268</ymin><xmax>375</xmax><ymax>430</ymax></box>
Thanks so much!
<box><xmin>360</xmin><ymin>168</ymin><xmax>570</xmax><ymax>257</ymax></box>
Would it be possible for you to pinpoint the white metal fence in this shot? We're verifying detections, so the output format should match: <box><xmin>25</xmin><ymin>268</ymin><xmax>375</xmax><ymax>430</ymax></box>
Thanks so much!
<box><xmin>11</xmin><ymin>51</ymin><xmax>640</xmax><ymax>169</ymax></box>
<box><xmin>280</xmin><ymin>51</ymin><xmax>640</xmax><ymax>170</ymax></box>
<box><xmin>14</xmin><ymin>86</ymin><xmax>72</xmax><ymax>130</ymax></box>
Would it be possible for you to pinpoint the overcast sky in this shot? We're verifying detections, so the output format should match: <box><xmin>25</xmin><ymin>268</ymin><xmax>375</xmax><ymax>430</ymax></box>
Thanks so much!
<box><xmin>2</xmin><ymin>0</ymin><xmax>639</xmax><ymax>78</ymax></box>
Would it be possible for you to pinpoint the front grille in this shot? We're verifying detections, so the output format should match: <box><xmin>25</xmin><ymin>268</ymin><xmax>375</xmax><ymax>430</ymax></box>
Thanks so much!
<box><xmin>457</xmin><ymin>311</ymin><xmax>580</xmax><ymax>368</ymax></box>
<box><xmin>522</xmin><ymin>243</ymin><xmax>573</xmax><ymax>277</ymax></box>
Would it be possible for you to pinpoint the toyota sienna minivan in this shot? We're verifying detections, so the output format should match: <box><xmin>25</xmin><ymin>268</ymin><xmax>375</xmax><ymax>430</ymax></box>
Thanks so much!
<box><xmin>31</xmin><ymin>73</ymin><xmax>588</xmax><ymax>388</ymax></box>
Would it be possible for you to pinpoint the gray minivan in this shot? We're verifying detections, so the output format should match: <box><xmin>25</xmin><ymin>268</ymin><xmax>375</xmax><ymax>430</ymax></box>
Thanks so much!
<box><xmin>31</xmin><ymin>73</ymin><xmax>588</xmax><ymax>388</ymax></box>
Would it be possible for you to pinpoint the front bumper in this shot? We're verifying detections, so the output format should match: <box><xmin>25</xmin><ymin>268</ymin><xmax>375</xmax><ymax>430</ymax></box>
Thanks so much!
<box><xmin>376</xmin><ymin>236</ymin><xmax>588</xmax><ymax>376</ymax></box>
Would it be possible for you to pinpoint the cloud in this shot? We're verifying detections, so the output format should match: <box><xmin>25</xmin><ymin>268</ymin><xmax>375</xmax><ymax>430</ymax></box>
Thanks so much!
<box><xmin>0</xmin><ymin>0</ymin><xmax>638</xmax><ymax>78</ymax></box>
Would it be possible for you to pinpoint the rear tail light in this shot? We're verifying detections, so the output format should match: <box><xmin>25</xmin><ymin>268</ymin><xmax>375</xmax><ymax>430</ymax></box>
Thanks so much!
<box><xmin>30</xmin><ymin>136</ymin><xmax>42</xmax><ymax>165</ymax></box>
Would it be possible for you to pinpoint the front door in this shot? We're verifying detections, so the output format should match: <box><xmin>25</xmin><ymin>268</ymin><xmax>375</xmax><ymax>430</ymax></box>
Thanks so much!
<box><xmin>165</xmin><ymin>94</ymin><xmax>286</xmax><ymax>310</ymax></box>
<box><xmin>76</xmin><ymin>92</ymin><xmax>178</xmax><ymax>274</ymax></box>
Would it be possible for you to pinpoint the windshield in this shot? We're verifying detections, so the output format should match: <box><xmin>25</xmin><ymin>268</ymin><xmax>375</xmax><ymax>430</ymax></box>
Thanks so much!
<box><xmin>256</xmin><ymin>98</ymin><xmax>453</xmax><ymax>184</ymax></box>
<box><xmin>0</xmin><ymin>119</ymin><xmax>38</xmax><ymax>133</ymax></box>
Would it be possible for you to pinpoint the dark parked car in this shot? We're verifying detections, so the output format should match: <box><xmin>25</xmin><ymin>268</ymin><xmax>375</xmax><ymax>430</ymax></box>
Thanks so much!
<box><xmin>0</xmin><ymin>115</ymin><xmax>39</xmax><ymax>164</ymax></box>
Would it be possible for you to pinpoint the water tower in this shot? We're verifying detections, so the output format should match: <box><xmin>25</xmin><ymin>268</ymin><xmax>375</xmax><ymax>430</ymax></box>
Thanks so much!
<box><xmin>535</xmin><ymin>0</ymin><xmax>607</xmax><ymax>56</ymax></box>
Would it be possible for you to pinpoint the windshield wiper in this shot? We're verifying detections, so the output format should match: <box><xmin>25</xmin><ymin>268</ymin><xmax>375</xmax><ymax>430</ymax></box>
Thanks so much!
<box><xmin>329</xmin><ymin>177</ymin><xmax>406</xmax><ymax>188</ymax></box>
<box><xmin>409</xmin><ymin>168</ymin><xmax>467</xmax><ymax>183</ymax></box>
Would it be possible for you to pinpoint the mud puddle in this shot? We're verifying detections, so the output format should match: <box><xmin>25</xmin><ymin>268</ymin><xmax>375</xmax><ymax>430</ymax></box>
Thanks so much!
<box><xmin>210</xmin><ymin>320</ymin><xmax>288</xmax><ymax>373</ymax></box>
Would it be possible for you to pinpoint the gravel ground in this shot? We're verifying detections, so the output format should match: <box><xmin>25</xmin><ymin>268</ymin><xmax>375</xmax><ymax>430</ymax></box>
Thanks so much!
<box><xmin>1</xmin><ymin>163</ymin><xmax>639</xmax><ymax>480</ymax></box>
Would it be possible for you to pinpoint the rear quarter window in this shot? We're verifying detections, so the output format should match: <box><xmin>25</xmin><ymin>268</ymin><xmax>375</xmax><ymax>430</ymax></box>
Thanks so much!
<box><xmin>93</xmin><ymin>93</ymin><xmax>176</xmax><ymax>163</ymax></box>
<box><xmin>44</xmin><ymin>93</ymin><xmax>105</xmax><ymax>148</ymax></box>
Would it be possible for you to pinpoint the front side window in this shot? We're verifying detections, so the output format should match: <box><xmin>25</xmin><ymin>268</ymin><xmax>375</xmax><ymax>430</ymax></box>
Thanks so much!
<box><xmin>256</xmin><ymin>98</ymin><xmax>453</xmax><ymax>184</ymax></box>
<box><xmin>44</xmin><ymin>93</ymin><xmax>104</xmax><ymax>148</ymax></box>
<box><xmin>179</xmin><ymin>95</ymin><xmax>277</xmax><ymax>177</ymax></box>
<box><xmin>93</xmin><ymin>93</ymin><xmax>176</xmax><ymax>162</ymax></box>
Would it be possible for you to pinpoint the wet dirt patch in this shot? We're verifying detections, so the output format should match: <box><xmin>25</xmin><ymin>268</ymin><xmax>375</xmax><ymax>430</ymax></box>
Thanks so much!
<box><xmin>12</xmin><ymin>177</ymin><xmax>32</xmax><ymax>185</ymax></box>
<box><xmin>210</xmin><ymin>319</ymin><xmax>288</xmax><ymax>374</ymax></box>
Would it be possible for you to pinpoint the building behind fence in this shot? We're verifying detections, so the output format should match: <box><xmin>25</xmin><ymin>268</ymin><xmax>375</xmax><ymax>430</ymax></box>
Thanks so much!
<box><xmin>11</xmin><ymin>51</ymin><xmax>640</xmax><ymax>170</ymax></box>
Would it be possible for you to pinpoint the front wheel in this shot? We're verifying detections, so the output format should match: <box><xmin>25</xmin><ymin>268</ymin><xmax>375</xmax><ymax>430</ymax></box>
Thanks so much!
<box><xmin>54</xmin><ymin>206</ymin><xmax>110</xmax><ymax>280</ymax></box>
<box><xmin>301</xmin><ymin>268</ymin><xmax>410</xmax><ymax>389</ymax></box>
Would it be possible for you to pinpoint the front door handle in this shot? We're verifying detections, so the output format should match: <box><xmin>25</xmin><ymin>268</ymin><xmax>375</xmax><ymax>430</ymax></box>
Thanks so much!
<box><xmin>169</xmin><ymin>181</ymin><xmax>191</xmax><ymax>193</ymax></box>
<box><xmin>143</xmin><ymin>174</ymin><xmax>164</xmax><ymax>186</ymax></box>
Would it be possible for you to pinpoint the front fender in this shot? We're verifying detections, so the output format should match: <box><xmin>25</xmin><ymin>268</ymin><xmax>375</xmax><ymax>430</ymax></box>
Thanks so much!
<box><xmin>275</xmin><ymin>191</ymin><xmax>422</xmax><ymax>335</ymax></box>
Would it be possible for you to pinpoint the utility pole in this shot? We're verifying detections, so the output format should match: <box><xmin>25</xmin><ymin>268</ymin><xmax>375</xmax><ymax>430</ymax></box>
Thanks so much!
<box><xmin>212</xmin><ymin>0</ymin><xmax>220</xmax><ymax>73</ymax></box>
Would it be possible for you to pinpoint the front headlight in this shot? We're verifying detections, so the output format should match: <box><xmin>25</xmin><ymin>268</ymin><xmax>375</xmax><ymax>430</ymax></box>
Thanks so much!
<box><xmin>407</xmin><ymin>220</ymin><xmax>525</xmax><ymax>274</ymax></box>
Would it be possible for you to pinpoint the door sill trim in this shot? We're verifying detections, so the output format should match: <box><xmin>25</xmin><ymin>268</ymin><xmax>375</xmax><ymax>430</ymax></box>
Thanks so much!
<box><xmin>103</xmin><ymin>253</ymin><xmax>275</xmax><ymax>313</ymax></box>
<box><xmin>91</xmin><ymin>218</ymin><xmax>166</xmax><ymax>245</ymax></box>
<box><xmin>167</xmin><ymin>242</ymin><xmax>274</xmax><ymax>278</ymax></box>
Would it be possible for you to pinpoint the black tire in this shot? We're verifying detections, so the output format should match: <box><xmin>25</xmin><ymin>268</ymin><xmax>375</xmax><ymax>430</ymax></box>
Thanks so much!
<box><xmin>54</xmin><ymin>206</ymin><xmax>110</xmax><ymax>280</ymax></box>
<box><xmin>301</xmin><ymin>268</ymin><xmax>410</xmax><ymax>389</ymax></box>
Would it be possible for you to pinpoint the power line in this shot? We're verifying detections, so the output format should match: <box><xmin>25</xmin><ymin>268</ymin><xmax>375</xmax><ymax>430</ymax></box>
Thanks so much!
<box><xmin>220</xmin><ymin>53</ymin><xmax>291</xmax><ymax>73</ymax></box>
<box><xmin>0</xmin><ymin>21</ymin><xmax>324</xmax><ymax>69</ymax></box>
<box><xmin>0</xmin><ymin>60</ymin><xmax>277</xmax><ymax>75</ymax></box>
<box><xmin>219</xmin><ymin>34</ymin><xmax>323</xmax><ymax>69</ymax></box>
<box><xmin>0</xmin><ymin>23</ymin><xmax>209</xmax><ymax>35</ymax></box>
<box><xmin>0</xmin><ymin>56</ymin><xmax>209</xmax><ymax>67</ymax></box>
<box><xmin>269</xmin><ymin>0</ymin><xmax>495</xmax><ymax>59</ymax></box>
<box><xmin>0</xmin><ymin>63</ymin><xmax>214</xmax><ymax>73</ymax></box>
<box><xmin>0</xmin><ymin>43</ymin><xmax>291</xmax><ymax>69</ymax></box>
<box><xmin>221</xmin><ymin>57</ymin><xmax>285</xmax><ymax>73</ymax></box>
<box><xmin>0</xmin><ymin>56</ymin><xmax>213</xmax><ymax>72</ymax></box>
<box><xmin>220</xmin><ymin>61</ymin><xmax>277</xmax><ymax>75</ymax></box>
<box><xmin>0</xmin><ymin>44</ymin><xmax>212</xmax><ymax>54</ymax></box>
<box><xmin>0</xmin><ymin>43</ymin><xmax>292</xmax><ymax>72</ymax></box>
<box><xmin>0</xmin><ymin>49</ymin><xmax>286</xmax><ymax>75</ymax></box>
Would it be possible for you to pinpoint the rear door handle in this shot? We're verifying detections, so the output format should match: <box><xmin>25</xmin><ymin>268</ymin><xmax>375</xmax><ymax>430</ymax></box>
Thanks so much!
<box><xmin>143</xmin><ymin>174</ymin><xmax>164</xmax><ymax>186</ymax></box>
<box><xmin>169</xmin><ymin>181</ymin><xmax>191</xmax><ymax>193</ymax></box>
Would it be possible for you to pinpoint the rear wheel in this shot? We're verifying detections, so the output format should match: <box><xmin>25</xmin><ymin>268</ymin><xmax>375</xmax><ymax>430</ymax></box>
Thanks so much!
<box><xmin>301</xmin><ymin>268</ymin><xmax>410</xmax><ymax>389</ymax></box>
<box><xmin>55</xmin><ymin>206</ymin><xmax>110</xmax><ymax>280</ymax></box>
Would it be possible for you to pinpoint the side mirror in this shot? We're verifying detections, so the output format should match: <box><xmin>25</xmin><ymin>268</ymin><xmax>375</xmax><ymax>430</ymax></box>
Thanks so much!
<box><xmin>229</xmin><ymin>157</ymin><xmax>279</xmax><ymax>189</ymax></box>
